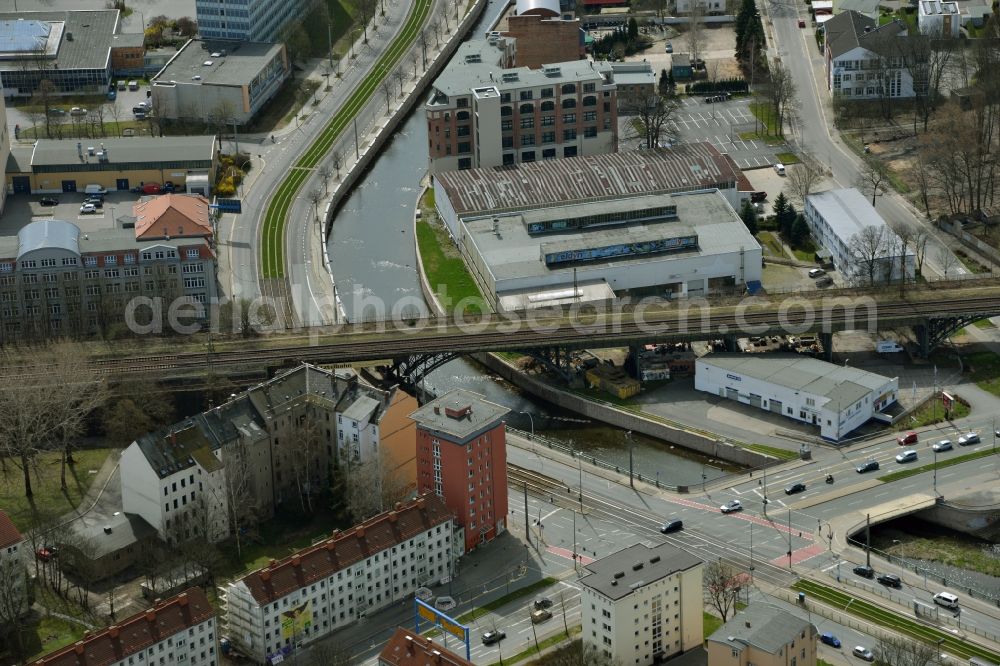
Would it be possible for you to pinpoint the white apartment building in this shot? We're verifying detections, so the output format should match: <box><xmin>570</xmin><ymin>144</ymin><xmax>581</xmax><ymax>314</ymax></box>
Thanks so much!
<box><xmin>0</xmin><ymin>510</ymin><xmax>27</xmax><ymax>623</ymax></box>
<box><xmin>695</xmin><ymin>354</ymin><xmax>899</xmax><ymax>441</ymax></box>
<box><xmin>121</xmin><ymin>364</ymin><xmax>409</xmax><ymax>545</ymax></box>
<box><xmin>223</xmin><ymin>494</ymin><xmax>460</xmax><ymax>664</ymax></box>
<box><xmin>33</xmin><ymin>587</ymin><xmax>217</xmax><ymax>666</ymax></box>
<box><xmin>804</xmin><ymin>188</ymin><xmax>914</xmax><ymax>284</ymax></box>
<box><xmin>581</xmin><ymin>542</ymin><xmax>704</xmax><ymax>666</ymax></box>
<box><xmin>824</xmin><ymin>11</ymin><xmax>916</xmax><ymax>100</ymax></box>
<box><xmin>675</xmin><ymin>0</ymin><xmax>726</xmax><ymax>14</ymax></box>
<box><xmin>918</xmin><ymin>0</ymin><xmax>961</xmax><ymax>36</ymax></box>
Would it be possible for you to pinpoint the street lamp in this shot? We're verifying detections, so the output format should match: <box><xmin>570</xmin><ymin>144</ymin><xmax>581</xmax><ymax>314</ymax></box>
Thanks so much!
<box><xmin>517</xmin><ymin>411</ymin><xmax>535</xmax><ymax>439</ymax></box>
<box><xmin>626</xmin><ymin>430</ymin><xmax>634</xmax><ymax>489</ymax></box>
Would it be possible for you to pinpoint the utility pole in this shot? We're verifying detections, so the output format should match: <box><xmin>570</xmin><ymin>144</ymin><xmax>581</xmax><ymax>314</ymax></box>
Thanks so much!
<box><xmin>749</xmin><ymin>521</ymin><xmax>754</xmax><ymax>582</ymax></box>
<box><xmin>354</xmin><ymin>117</ymin><xmax>360</xmax><ymax>159</ymax></box>
<box><xmin>627</xmin><ymin>431</ymin><xmax>634</xmax><ymax>489</ymax></box>
<box><xmin>231</xmin><ymin>118</ymin><xmax>239</xmax><ymax>155</ymax></box>
<box><xmin>865</xmin><ymin>513</ymin><xmax>871</xmax><ymax>567</ymax></box>
<box><xmin>787</xmin><ymin>508</ymin><xmax>793</xmax><ymax>568</ymax></box>
<box><xmin>762</xmin><ymin>465</ymin><xmax>768</xmax><ymax>517</ymax></box>
<box><xmin>578</xmin><ymin>455</ymin><xmax>584</xmax><ymax>512</ymax></box>
<box><xmin>572</xmin><ymin>508</ymin><xmax>578</xmax><ymax>570</ymax></box>
<box><xmin>524</xmin><ymin>482</ymin><xmax>530</xmax><ymax>547</ymax></box>
<box><xmin>327</xmin><ymin>22</ymin><xmax>334</xmax><ymax>69</ymax></box>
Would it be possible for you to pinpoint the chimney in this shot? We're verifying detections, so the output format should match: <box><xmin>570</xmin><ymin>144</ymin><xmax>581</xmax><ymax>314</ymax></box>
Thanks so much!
<box><xmin>108</xmin><ymin>626</ymin><xmax>119</xmax><ymax>638</ymax></box>
<box><xmin>177</xmin><ymin>593</ymin><xmax>189</xmax><ymax>607</ymax></box>
<box><xmin>434</xmin><ymin>406</ymin><xmax>440</xmax><ymax>415</ymax></box>
<box><xmin>394</xmin><ymin>502</ymin><xmax>402</xmax><ymax>510</ymax></box>
<box><xmin>291</xmin><ymin>556</ymin><xmax>301</xmax><ymax>567</ymax></box>
<box><xmin>74</xmin><ymin>643</ymin><xmax>85</xmax><ymax>655</ymax></box>
<box><xmin>260</xmin><ymin>570</ymin><xmax>271</xmax><ymax>581</ymax></box>
<box><xmin>269</xmin><ymin>559</ymin><xmax>277</xmax><ymax>568</ymax></box>
<box><xmin>405</xmin><ymin>635</ymin><xmax>415</xmax><ymax>655</ymax></box>
<box><xmin>388</xmin><ymin>511</ymin><xmax>398</xmax><ymax>523</ymax></box>
<box><xmin>356</xmin><ymin>527</ymin><xmax>365</xmax><ymax>538</ymax></box>
<box><xmin>745</xmin><ymin>621</ymin><xmax>751</xmax><ymax>628</ymax></box>
<box><xmin>145</xmin><ymin>611</ymin><xmax>156</xmax><ymax>622</ymax></box>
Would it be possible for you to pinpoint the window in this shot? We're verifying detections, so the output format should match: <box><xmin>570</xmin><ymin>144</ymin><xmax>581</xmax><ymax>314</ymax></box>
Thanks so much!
<box><xmin>562</xmin><ymin>98</ymin><xmax>576</xmax><ymax>109</ymax></box>
<box><xmin>84</xmin><ymin>256</ymin><xmax>97</xmax><ymax>267</ymax></box>
<box><xmin>124</xmin><ymin>253</ymin><xmax>136</xmax><ymax>264</ymax></box>
<box><xmin>520</xmin><ymin>90</ymin><xmax>533</xmax><ymax>101</ymax></box>
<box><xmin>542</xmin><ymin>131</ymin><xmax>555</xmax><ymax>143</ymax></box>
<box><xmin>584</xmin><ymin>126</ymin><xmax>597</xmax><ymax>138</ymax></box>
<box><xmin>518</xmin><ymin>102</ymin><xmax>533</xmax><ymax>115</ymax></box>
<box><xmin>184</xmin><ymin>277</ymin><xmax>206</xmax><ymax>289</ymax></box>
<box><xmin>501</xmin><ymin>119</ymin><xmax>513</xmax><ymax>131</ymax></box>
<box><xmin>141</xmin><ymin>251</ymin><xmax>152</xmax><ymax>261</ymax></box>
<box><xmin>541</xmin><ymin>100</ymin><xmax>555</xmax><ymax>112</ymax></box>
<box><xmin>561</xmin><ymin>83</ymin><xmax>576</xmax><ymax>94</ymax></box>
<box><xmin>40</xmin><ymin>258</ymin><xmax>56</xmax><ymax>267</ymax></box>
<box><xmin>457</xmin><ymin>126</ymin><xmax>470</xmax><ymax>136</ymax></box>
<box><xmin>500</xmin><ymin>105</ymin><xmax>513</xmax><ymax>117</ymax></box>
<box><xmin>563</xmin><ymin>113</ymin><xmax>576</xmax><ymax>124</ymax></box>
<box><xmin>457</xmin><ymin>142</ymin><xmax>471</xmax><ymax>154</ymax></box>
<box><xmin>457</xmin><ymin>110</ymin><xmax>470</xmax><ymax>121</ymax></box>
<box><xmin>521</xmin><ymin>135</ymin><xmax>535</xmax><ymax>146</ymax></box>
<box><xmin>563</xmin><ymin>128</ymin><xmax>577</xmax><ymax>140</ymax></box>
<box><xmin>542</xmin><ymin>148</ymin><xmax>556</xmax><ymax>159</ymax></box>
<box><xmin>182</xmin><ymin>263</ymin><xmax>203</xmax><ymax>274</ymax></box>
<box><xmin>105</xmin><ymin>269</ymin><xmax>120</xmax><ymax>278</ymax></box>
<box><xmin>20</xmin><ymin>260</ymin><xmax>36</xmax><ymax>269</ymax></box>
<box><xmin>584</xmin><ymin>111</ymin><xmax>597</xmax><ymax>122</ymax></box>
<box><xmin>520</xmin><ymin>116</ymin><xmax>535</xmax><ymax>129</ymax></box>
<box><xmin>583</xmin><ymin>95</ymin><xmax>598</xmax><ymax>107</ymax></box>
<box><xmin>61</xmin><ymin>257</ymin><xmax>77</xmax><ymax>266</ymax></box>
<box><xmin>502</xmin><ymin>136</ymin><xmax>514</xmax><ymax>148</ymax></box>
<box><xmin>541</xmin><ymin>115</ymin><xmax>555</xmax><ymax>127</ymax></box>
<box><xmin>105</xmin><ymin>255</ymin><xmax>117</xmax><ymax>265</ymax></box>
<box><xmin>541</xmin><ymin>87</ymin><xmax>553</xmax><ymax>98</ymax></box>
<box><xmin>186</xmin><ymin>248</ymin><xmax>200</xmax><ymax>259</ymax></box>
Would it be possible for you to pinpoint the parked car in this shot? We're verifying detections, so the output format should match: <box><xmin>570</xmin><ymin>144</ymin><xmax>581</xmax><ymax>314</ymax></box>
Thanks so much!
<box><xmin>853</xmin><ymin>564</ymin><xmax>875</xmax><ymax>578</ymax></box>
<box><xmin>877</xmin><ymin>573</ymin><xmax>902</xmax><ymax>588</ymax></box>
<box><xmin>853</xmin><ymin>646</ymin><xmax>875</xmax><ymax>662</ymax></box>
<box><xmin>139</xmin><ymin>182</ymin><xmax>162</xmax><ymax>194</ymax></box>
<box><xmin>35</xmin><ymin>545</ymin><xmax>58</xmax><ymax>562</ymax></box>
<box><xmin>958</xmin><ymin>431</ymin><xmax>980</xmax><ymax>446</ymax></box>
<box><xmin>720</xmin><ymin>499</ymin><xmax>743</xmax><ymax>514</ymax></box>
<box><xmin>79</xmin><ymin>203</ymin><xmax>97</xmax><ymax>214</ymax></box>
<box><xmin>434</xmin><ymin>596</ymin><xmax>456</xmax><ymax>611</ymax></box>
<box><xmin>533</xmin><ymin>597</ymin><xmax>553</xmax><ymax>610</ymax></box>
<box><xmin>415</xmin><ymin>587</ymin><xmax>433</xmax><ymax>602</ymax></box>
<box><xmin>897</xmin><ymin>431</ymin><xmax>918</xmax><ymax>446</ymax></box>
<box><xmin>660</xmin><ymin>519</ymin><xmax>684</xmax><ymax>533</ymax></box>
<box><xmin>161</xmin><ymin>182</ymin><xmax>176</xmax><ymax>193</ymax></box>
<box><xmin>69</xmin><ymin>107</ymin><xmax>87</xmax><ymax>116</ymax></box>
<box><xmin>784</xmin><ymin>482</ymin><xmax>806</xmax><ymax>495</ymax></box>
<box><xmin>895</xmin><ymin>449</ymin><xmax>918</xmax><ymax>463</ymax></box>
<box><xmin>38</xmin><ymin>197</ymin><xmax>59</xmax><ymax>206</ymax></box>
<box><xmin>816</xmin><ymin>276</ymin><xmax>834</xmax><ymax>287</ymax></box>
<box><xmin>808</xmin><ymin>268</ymin><xmax>826</xmax><ymax>278</ymax></box>
<box><xmin>774</xmin><ymin>163</ymin><xmax>786</xmax><ymax>175</ymax></box>
<box><xmin>84</xmin><ymin>197</ymin><xmax>103</xmax><ymax>208</ymax></box>
<box><xmin>820</xmin><ymin>633</ymin><xmax>841</xmax><ymax>648</ymax></box>
<box><xmin>482</xmin><ymin>630</ymin><xmax>506</xmax><ymax>645</ymax></box>
<box><xmin>47</xmin><ymin>108</ymin><xmax>66</xmax><ymax>116</ymax></box>
<box><xmin>665</xmin><ymin>41</ymin><xmax>673</xmax><ymax>53</ymax></box>
<box><xmin>107</xmin><ymin>90</ymin><xmax>116</xmax><ymax>101</ymax></box>
<box><xmin>750</xmin><ymin>191</ymin><xmax>767</xmax><ymax>203</ymax></box>
<box><xmin>530</xmin><ymin>609</ymin><xmax>552</xmax><ymax>624</ymax></box>
<box><xmin>932</xmin><ymin>439</ymin><xmax>953</xmax><ymax>452</ymax></box>
<box><xmin>856</xmin><ymin>460</ymin><xmax>880</xmax><ymax>474</ymax></box>
<box><xmin>798</xmin><ymin>18</ymin><xmax>807</xmax><ymax>27</ymax></box>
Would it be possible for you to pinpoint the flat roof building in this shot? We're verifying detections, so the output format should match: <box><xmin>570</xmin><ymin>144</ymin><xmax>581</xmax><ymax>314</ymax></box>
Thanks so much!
<box><xmin>7</xmin><ymin>135</ymin><xmax>217</xmax><ymax>196</ymax></box>
<box><xmin>803</xmin><ymin>188</ymin><xmax>914</xmax><ymax>285</ymax></box>
<box><xmin>695</xmin><ymin>353</ymin><xmax>898</xmax><ymax>440</ymax></box>
<box><xmin>707</xmin><ymin>605</ymin><xmax>818</xmax><ymax>666</ymax></box>
<box><xmin>918</xmin><ymin>0</ymin><xmax>961</xmax><ymax>36</ymax></box>
<box><xmin>152</xmin><ymin>38</ymin><xmax>290</xmax><ymax>125</ymax></box>
<box><xmin>197</xmin><ymin>0</ymin><xmax>311</xmax><ymax>42</ymax></box>
<box><xmin>425</xmin><ymin>38</ymin><xmax>617</xmax><ymax>174</ymax></box>
<box><xmin>581</xmin><ymin>542</ymin><xmax>703</xmax><ymax>666</ymax></box>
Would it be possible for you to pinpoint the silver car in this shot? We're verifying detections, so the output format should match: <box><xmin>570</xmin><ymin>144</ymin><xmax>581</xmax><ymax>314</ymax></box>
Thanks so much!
<box><xmin>932</xmin><ymin>439</ymin><xmax>952</xmax><ymax>452</ymax></box>
<box><xmin>895</xmin><ymin>449</ymin><xmax>918</xmax><ymax>463</ymax></box>
<box><xmin>958</xmin><ymin>431</ymin><xmax>980</xmax><ymax>446</ymax></box>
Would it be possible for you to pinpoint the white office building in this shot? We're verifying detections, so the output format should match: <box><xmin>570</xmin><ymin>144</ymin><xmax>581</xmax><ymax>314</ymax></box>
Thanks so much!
<box><xmin>581</xmin><ymin>542</ymin><xmax>704</xmax><ymax>666</ymax></box>
<box><xmin>804</xmin><ymin>188</ymin><xmax>914</xmax><ymax>284</ymax></box>
<box><xmin>196</xmin><ymin>0</ymin><xmax>310</xmax><ymax>42</ymax></box>
<box><xmin>695</xmin><ymin>354</ymin><xmax>899</xmax><ymax>440</ymax></box>
<box><xmin>223</xmin><ymin>494</ymin><xmax>461</xmax><ymax>665</ymax></box>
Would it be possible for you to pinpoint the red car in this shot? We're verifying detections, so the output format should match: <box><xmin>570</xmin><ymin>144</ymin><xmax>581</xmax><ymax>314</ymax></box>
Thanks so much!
<box><xmin>798</xmin><ymin>18</ymin><xmax>807</xmax><ymax>27</ymax></box>
<box><xmin>36</xmin><ymin>546</ymin><xmax>58</xmax><ymax>562</ymax></box>
<box><xmin>897</xmin><ymin>431</ymin><xmax>918</xmax><ymax>446</ymax></box>
<box><xmin>139</xmin><ymin>182</ymin><xmax>161</xmax><ymax>194</ymax></box>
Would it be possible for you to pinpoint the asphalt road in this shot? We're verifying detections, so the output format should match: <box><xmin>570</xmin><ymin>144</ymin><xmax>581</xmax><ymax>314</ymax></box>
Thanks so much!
<box><xmin>761</xmin><ymin>0</ymin><xmax>966</xmax><ymax>279</ymax></box>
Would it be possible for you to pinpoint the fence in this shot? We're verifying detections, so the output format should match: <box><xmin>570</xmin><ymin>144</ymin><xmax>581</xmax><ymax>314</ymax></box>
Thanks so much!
<box><xmin>938</xmin><ymin>219</ymin><xmax>1000</xmax><ymax>269</ymax></box>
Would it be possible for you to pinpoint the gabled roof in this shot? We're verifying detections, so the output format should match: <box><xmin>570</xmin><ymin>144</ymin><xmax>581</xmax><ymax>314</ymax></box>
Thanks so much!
<box><xmin>133</xmin><ymin>194</ymin><xmax>212</xmax><ymax>241</ymax></box>
<box><xmin>707</xmin><ymin>604</ymin><xmax>814</xmax><ymax>655</ymax></box>
<box><xmin>825</xmin><ymin>10</ymin><xmax>877</xmax><ymax>58</ymax></box>
<box><xmin>33</xmin><ymin>588</ymin><xmax>214</xmax><ymax>666</ymax></box>
<box><xmin>0</xmin><ymin>510</ymin><xmax>22</xmax><ymax>549</ymax></box>
<box><xmin>235</xmin><ymin>494</ymin><xmax>453</xmax><ymax>606</ymax></box>
<box><xmin>379</xmin><ymin>627</ymin><xmax>475</xmax><ymax>666</ymax></box>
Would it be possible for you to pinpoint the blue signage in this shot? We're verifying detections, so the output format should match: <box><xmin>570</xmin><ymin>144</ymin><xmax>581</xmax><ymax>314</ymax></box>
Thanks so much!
<box><xmin>211</xmin><ymin>198</ymin><xmax>242</xmax><ymax>214</ymax></box>
<box><xmin>726</xmin><ymin>373</ymin><xmax>742</xmax><ymax>381</ymax></box>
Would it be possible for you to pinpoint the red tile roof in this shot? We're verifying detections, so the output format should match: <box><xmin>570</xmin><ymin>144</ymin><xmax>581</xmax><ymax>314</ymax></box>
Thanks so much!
<box><xmin>239</xmin><ymin>494</ymin><xmax>454</xmax><ymax>606</ymax></box>
<box><xmin>132</xmin><ymin>194</ymin><xmax>212</xmax><ymax>241</ymax></box>
<box><xmin>33</xmin><ymin>588</ymin><xmax>215</xmax><ymax>666</ymax></box>
<box><xmin>0</xmin><ymin>510</ymin><xmax>22</xmax><ymax>549</ymax></box>
<box><xmin>379</xmin><ymin>627</ymin><xmax>474</xmax><ymax>666</ymax></box>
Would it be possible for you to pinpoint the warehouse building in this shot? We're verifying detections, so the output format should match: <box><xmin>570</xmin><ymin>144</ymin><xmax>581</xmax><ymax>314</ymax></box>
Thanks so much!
<box><xmin>6</xmin><ymin>135</ymin><xmax>217</xmax><ymax>195</ymax></box>
<box><xmin>695</xmin><ymin>354</ymin><xmax>898</xmax><ymax>440</ymax></box>
<box><xmin>152</xmin><ymin>39</ymin><xmax>290</xmax><ymax>126</ymax></box>
<box><xmin>803</xmin><ymin>188</ymin><xmax>914</xmax><ymax>284</ymax></box>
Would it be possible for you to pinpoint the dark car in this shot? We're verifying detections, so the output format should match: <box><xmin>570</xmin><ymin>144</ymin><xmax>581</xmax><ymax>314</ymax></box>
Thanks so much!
<box><xmin>38</xmin><ymin>197</ymin><xmax>59</xmax><ymax>206</ymax></box>
<box><xmin>785</xmin><ymin>482</ymin><xmax>806</xmax><ymax>495</ymax></box>
<box><xmin>660</xmin><ymin>519</ymin><xmax>684</xmax><ymax>534</ymax></box>
<box><xmin>816</xmin><ymin>276</ymin><xmax>834</xmax><ymax>288</ymax></box>
<box><xmin>853</xmin><ymin>565</ymin><xmax>875</xmax><ymax>578</ymax></box>
<box><xmin>856</xmin><ymin>460</ymin><xmax>880</xmax><ymax>474</ymax></box>
<box><xmin>84</xmin><ymin>197</ymin><xmax>103</xmax><ymax>208</ymax></box>
<box><xmin>820</xmin><ymin>633</ymin><xmax>842</xmax><ymax>648</ymax></box>
<box><xmin>704</xmin><ymin>96</ymin><xmax>716</xmax><ymax>104</ymax></box>
<box><xmin>533</xmin><ymin>596</ymin><xmax>553</xmax><ymax>610</ymax></box>
<box><xmin>751</xmin><ymin>191</ymin><xmax>767</xmax><ymax>203</ymax></box>
<box><xmin>482</xmin><ymin>630</ymin><xmax>506</xmax><ymax>645</ymax></box>
<box><xmin>877</xmin><ymin>573</ymin><xmax>902</xmax><ymax>588</ymax></box>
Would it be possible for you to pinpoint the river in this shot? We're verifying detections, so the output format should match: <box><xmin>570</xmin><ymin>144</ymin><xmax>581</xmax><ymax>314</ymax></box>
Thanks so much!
<box><xmin>324</xmin><ymin>0</ymin><xmax>731</xmax><ymax>486</ymax></box>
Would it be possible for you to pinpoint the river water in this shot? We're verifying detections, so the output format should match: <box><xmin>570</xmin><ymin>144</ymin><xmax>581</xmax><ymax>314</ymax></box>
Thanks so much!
<box><xmin>324</xmin><ymin>0</ymin><xmax>730</xmax><ymax>486</ymax></box>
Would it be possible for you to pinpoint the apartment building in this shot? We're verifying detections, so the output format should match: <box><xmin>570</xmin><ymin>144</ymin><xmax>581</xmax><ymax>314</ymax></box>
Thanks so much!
<box><xmin>196</xmin><ymin>0</ymin><xmax>311</xmax><ymax>42</ymax></box>
<box><xmin>224</xmin><ymin>494</ymin><xmax>459</xmax><ymax>664</ymax></box>
<box><xmin>707</xmin><ymin>605</ymin><xmax>818</xmax><ymax>666</ymax></box>
<box><xmin>0</xmin><ymin>510</ymin><xmax>28</xmax><ymax>623</ymax></box>
<box><xmin>425</xmin><ymin>38</ymin><xmax>618</xmax><ymax>174</ymax></box>
<box><xmin>581</xmin><ymin>542</ymin><xmax>703</xmax><ymax>666</ymax></box>
<box><xmin>379</xmin><ymin>627</ymin><xmax>475</xmax><ymax>666</ymax></box>
<box><xmin>824</xmin><ymin>11</ymin><xmax>916</xmax><ymax>100</ymax></box>
<box><xmin>411</xmin><ymin>390</ymin><xmax>510</xmax><ymax>553</ymax></box>
<box><xmin>0</xmin><ymin>218</ymin><xmax>216</xmax><ymax>341</ymax></box>
<box><xmin>803</xmin><ymin>187</ymin><xmax>914</xmax><ymax>284</ymax></box>
<box><xmin>121</xmin><ymin>364</ymin><xmax>414</xmax><ymax>545</ymax></box>
<box><xmin>32</xmin><ymin>587</ymin><xmax>217</xmax><ymax>666</ymax></box>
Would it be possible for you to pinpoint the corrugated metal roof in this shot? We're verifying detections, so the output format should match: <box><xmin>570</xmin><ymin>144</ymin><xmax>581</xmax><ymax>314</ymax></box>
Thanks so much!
<box><xmin>16</xmin><ymin>219</ymin><xmax>80</xmax><ymax>260</ymax></box>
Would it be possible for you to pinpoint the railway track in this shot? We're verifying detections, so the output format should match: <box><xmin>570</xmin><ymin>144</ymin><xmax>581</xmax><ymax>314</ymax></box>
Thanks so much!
<box><xmin>507</xmin><ymin>464</ymin><xmax>798</xmax><ymax>588</ymax></box>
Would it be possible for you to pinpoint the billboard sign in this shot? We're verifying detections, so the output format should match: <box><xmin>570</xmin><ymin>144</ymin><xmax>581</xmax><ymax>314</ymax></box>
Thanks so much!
<box><xmin>414</xmin><ymin>598</ymin><xmax>471</xmax><ymax>661</ymax></box>
<box><xmin>280</xmin><ymin>600</ymin><xmax>312</xmax><ymax>640</ymax></box>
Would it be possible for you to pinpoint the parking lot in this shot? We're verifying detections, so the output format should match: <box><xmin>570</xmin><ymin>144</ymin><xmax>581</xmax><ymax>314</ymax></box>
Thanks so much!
<box><xmin>672</xmin><ymin>96</ymin><xmax>785</xmax><ymax>169</ymax></box>
<box><xmin>0</xmin><ymin>190</ymin><xmax>148</xmax><ymax>238</ymax></box>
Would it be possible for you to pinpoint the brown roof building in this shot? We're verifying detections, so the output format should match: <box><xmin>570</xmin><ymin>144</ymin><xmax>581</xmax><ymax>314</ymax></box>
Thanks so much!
<box><xmin>224</xmin><ymin>494</ymin><xmax>459</xmax><ymax>664</ymax></box>
<box><xmin>132</xmin><ymin>193</ymin><xmax>213</xmax><ymax>241</ymax></box>
<box><xmin>378</xmin><ymin>627</ymin><xmax>474</xmax><ymax>666</ymax></box>
<box><xmin>33</xmin><ymin>587</ymin><xmax>217</xmax><ymax>666</ymax></box>
<box><xmin>0</xmin><ymin>508</ymin><xmax>22</xmax><ymax>550</ymax></box>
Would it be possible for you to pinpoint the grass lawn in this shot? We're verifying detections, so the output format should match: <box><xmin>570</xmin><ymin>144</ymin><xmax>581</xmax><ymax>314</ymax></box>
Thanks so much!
<box><xmin>746</xmin><ymin>443</ymin><xmax>798</xmax><ymax>461</ymax></box>
<box><xmin>415</xmin><ymin>218</ymin><xmax>486</xmax><ymax>315</ymax></box>
<box><xmin>792</xmin><ymin>579</ymin><xmax>1000</xmax><ymax>662</ymax></box>
<box><xmin>454</xmin><ymin>577</ymin><xmax>559</xmax><ymax>624</ymax></box>
<box><xmin>774</xmin><ymin>151</ymin><xmax>801</xmax><ymax>165</ymax></box>
<box><xmin>901</xmin><ymin>395</ymin><xmax>971</xmax><ymax>429</ymax></box>
<box><xmin>0</xmin><ymin>448</ymin><xmax>112</xmax><ymax>532</ymax></box>
<box><xmin>791</xmin><ymin>239</ymin><xmax>818</xmax><ymax>262</ymax></box>
<box><xmin>494</xmin><ymin>626</ymin><xmax>581</xmax><ymax>666</ymax></box>
<box><xmin>883</xmin><ymin>530</ymin><xmax>1000</xmax><ymax>578</ymax></box>
<box><xmin>24</xmin><ymin>615</ymin><xmax>87</xmax><ymax>662</ymax></box>
<box><xmin>703</xmin><ymin>611</ymin><xmax>723</xmax><ymax>638</ymax></box>
<box><xmin>748</xmin><ymin>101</ymin><xmax>783</xmax><ymax>138</ymax></box>
<box><xmin>738</xmin><ymin>130</ymin><xmax>786</xmax><ymax>146</ymax></box>
<box><xmin>967</xmin><ymin>351</ymin><xmax>1000</xmax><ymax>397</ymax></box>
<box><xmin>974</xmin><ymin>318</ymin><xmax>996</xmax><ymax>329</ymax></box>
<box><xmin>757</xmin><ymin>231</ymin><xmax>786</xmax><ymax>258</ymax></box>
<box><xmin>877</xmin><ymin>447</ymin><xmax>998</xmax><ymax>483</ymax></box>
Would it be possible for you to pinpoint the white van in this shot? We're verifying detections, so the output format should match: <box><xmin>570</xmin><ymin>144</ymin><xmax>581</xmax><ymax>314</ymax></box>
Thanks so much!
<box><xmin>933</xmin><ymin>591</ymin><xmax>959</xmax><ymax>609</ymax></box>
<box><xmin>84</xmin><ymin>184</ymin><xmax>108</xmax><ymax>195</ymax></box>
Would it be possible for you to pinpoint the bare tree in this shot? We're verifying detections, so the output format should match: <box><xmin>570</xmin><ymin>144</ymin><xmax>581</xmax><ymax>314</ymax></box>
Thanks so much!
<box><xmin>858</xmin><ymin>155</ymin><xmax>889</xmax><ymax>206</ymax></box>
<box><xmin>936</xmin><ymin>246</ymin><xmax>959</xmax><ymax>279</ymax></box>
<box><xmin>765</xmin><ymin>61</ymin><xmax>798</xmax><ymax>137</ymax></box>
<box><xmin>305</xmin><ymin>642</ymin><xmax>353</xmax><ymax>666</ymax></box>
<box><xmin>899</xmin><ymin>32</ymin><xmax>954</xmax><ymax>133</ymax></box>
<box><xmin>418</xmin><ymin>29</ymin><xmax>430</xmax><ymax>70</ymax></box>
<box><xmin>380</xmin><ymin>78</ymin><xmax>394</xmax><ymax>114</ymax></box>
<box><xmin>331</xmin><ymin>148</ymin><xmax>343</xmax><ymax>179</ymax></box>
<box><xmin>875</xmin><ymin>635</ymin><xmax>939</xmax><ymax>666</ymax></box>
<box><xmin>891</xmin><ymin>224</ymin><xmax>914</xmax><ymax>295</ymax></box>
<box><xmin>342</xmin><ymin>447</ymin><xmax>410</xmax><ymax>523</ymax></box>
<box><xmin>703</xmin><ymin>560</ymin><xmax>743</xmax><ymax>622</ymax></box>
<box><xmin>108</xmin><ymin>96</ymin><xmax>124</xmax><ymax>137</ymax></box>
<box><xmin>0</xmin><ymin>553</ymin><xmax>29</xmax><ymax>656</ymax></box>
<box><xmin>431</xmin><ymin>17</ymin><xmax>443</xmax><ymax>46</ymax></box>
<box><xmin>308</xmin><ymin>188</ymin><xmax>323</xmax><ymax>221</ymax></box>
<box><xmin>359</xmin><ymin>0</ymin><xmax>378</xmax><ymax>43</ymax></box>
<box><xmin>318</xmin><ymin>164</ymin><xmax>333</xmax><ymax>195</ymax></box>
<box><xmin>627</xmin><ymin>91</ymin><xmax>682</xmax><ymax>149</ymax></box>
<box><xmin>786</xmin><ymin>160</ymin><xmax>824</xmax><ymax>206</ymax></box>
<box><xmin>912</xmin><ymin>230</ymin><xmax>930</xmax><ymax>277</ymax></box>
<box><xmin>222</xmin><ymin>439</ymin><xmax>258</xmax><ymax>560</ymax></box>
<box><xmin>688</xmin><ymin>4</ymin><xmax>706</xmax><ymax>71</ymax></box>
<box><xmin>849</xmin><ymin>226</ymin><xmax>889</xmax><ymax>286</ymax></box>
<box><xmin>393</xmin><ymin>67</ymin><xmax>407</xmax><ymax>96</ymax></box>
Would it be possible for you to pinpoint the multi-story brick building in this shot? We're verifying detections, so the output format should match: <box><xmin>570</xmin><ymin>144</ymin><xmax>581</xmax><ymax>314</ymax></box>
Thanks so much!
<box><xmin>425</xmin><ymin>39</ymin><xmax>618</xmax><ymax>174</ymax></box>
<box><xmin>410</xmin><ymin>390</ymin><xmax>509</xmax><ymax>553</ymax></box>
<box><xmin>503</xmin><ymin>0</ymin><xmax>585</xmax><ymax>69</ymax></box>
<box><xmin>32</xmin><ymin>587</ymin><xmax>218</xmax><ymax>666</ymax></box>
<box><xmin>581</xmin><ymin>543</ymin><xmax>703</xmax><ymax>666</ymax></box>
<box><xmin>223</xmin><ymin>494</ymin><xmax>459</xmax><ymax>664</ymax></box>
<box><xmin>120</xmin><ymin>363</ymin><xmax>414</xmax><ymax>545</ymax></box>
<box><xmin>0</xmin><ymin>216</ymin><xmax>217</xmax><ymax>341</ymax></box>
<box><xmin>379</xmin><ymin>627</ymin><xmax>474</xmax><ymax>666</ymax></box>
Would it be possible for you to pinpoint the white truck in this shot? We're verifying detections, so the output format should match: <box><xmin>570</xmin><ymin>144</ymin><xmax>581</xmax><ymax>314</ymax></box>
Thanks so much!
<box><xmin>876</xmin><ymin>340</ymin><xmax>903</xmax><ymax>354</ymax></box>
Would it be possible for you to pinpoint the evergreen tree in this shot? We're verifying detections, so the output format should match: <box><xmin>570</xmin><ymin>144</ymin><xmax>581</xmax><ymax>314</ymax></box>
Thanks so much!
<box><xmin>659</xmin><ymin>69</ymin><xmax>670</xmax><ymax>95</ymax></box>
<box><xmin>791</xmin><ymin>213</ymin><xmax>810</xmax><ymax>247</ymax></box>
<box><xmin>739</xmin><ymin>200</ymin><xmax>759</xmax><ymax>235</ymax></box>
<box><xmin>627</xmin><ymin>17</ymin><xmax>639</xmax><ymax>43</ymax></box>
<box><xmin>779</xmin><ymin>203</ymin><xmax>798</xmax><ymax>239</ymax></box>
<box><xmin>667</xmin><ymin>69</ymin><xmax>675</xmax><ymax>89</ymax></box>
<box><xmin>771</xmin><ymin>192</ymin><xmax>790</xmax><ymax>225</ymax></box>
